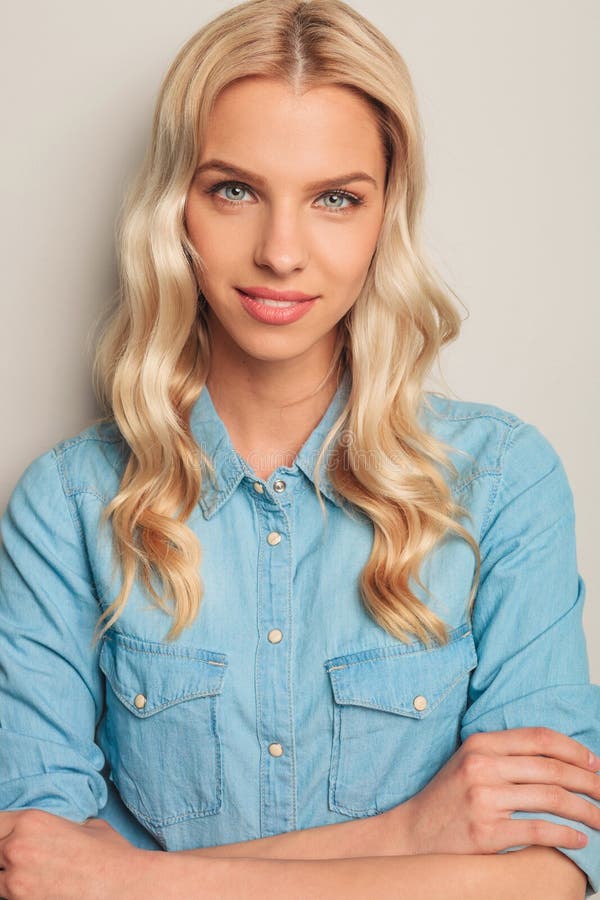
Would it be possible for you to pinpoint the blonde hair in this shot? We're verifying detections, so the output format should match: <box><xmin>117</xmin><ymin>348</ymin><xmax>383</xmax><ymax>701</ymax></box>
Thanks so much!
<box><xmin>91</xmin><ymin>0</ymin><xmax>480</xmax><ymax>648</ymax></box>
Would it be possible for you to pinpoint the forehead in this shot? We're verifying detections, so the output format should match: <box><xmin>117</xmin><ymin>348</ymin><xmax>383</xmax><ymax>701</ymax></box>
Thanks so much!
<box><xmin>200</xmin><ymin>76</ymin><xmax>385</xmax><ymax>177</ymax></box>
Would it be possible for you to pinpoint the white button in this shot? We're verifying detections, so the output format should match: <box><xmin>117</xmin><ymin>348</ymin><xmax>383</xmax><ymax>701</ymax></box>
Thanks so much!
<box><xmin>253</xmin><ymin>482</ymin><xmax>264</xmax><ymax>493</ymax></box>
<box><xmin>134</xmin><ymin>693</ymin><xmax>147</xmax><ymax>709</ymax></box>
<box><xmin>413</xmin><ymin>695</ymin><xmax>428</xmax><ymax>711</ymax></box>
<box><xmin>268</xmin><ymin>742</ymin><xmax>284</xmax><ymax>757</ymax></box>
<box><xmin>268</xmin><ymin>628</ymin><xmax>283</xmax><ymax>643</ymax></box>
<box><xmin>273</xmin><ymin>480</ymin><xmax>286</xmax><ymax>493</ymax></box>
<box><xmin>267</xmin><ymin>531</ymin><xmax>282</xmax><ymax>546</ymax></box>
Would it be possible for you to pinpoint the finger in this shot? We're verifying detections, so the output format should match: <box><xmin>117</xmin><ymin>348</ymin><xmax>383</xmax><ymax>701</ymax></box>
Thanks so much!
<box><xmin>492</xmin><ymin>817</ymin><xmax>588</xmax><ymax>853</ymax></box>
<box><xmin>500</xmin><ymin>785</ymin><xmax>600</xmax><ymax>832</ymax></box>
<box><xmin>497</xmin><ymin>755</ymin><xmax>600</xmax><ymax>801</ymax></box>
<box><xmin>468</xmin><ymin>727</ymin><xmax>599</xmax><ymax>771</ymax></box>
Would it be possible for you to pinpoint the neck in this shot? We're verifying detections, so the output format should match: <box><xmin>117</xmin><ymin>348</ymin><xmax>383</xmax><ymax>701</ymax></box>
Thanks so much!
<box><xmin>204</xmin><ymin>326</ymin><xmax>343</xmax><ymax>479</ymax></box>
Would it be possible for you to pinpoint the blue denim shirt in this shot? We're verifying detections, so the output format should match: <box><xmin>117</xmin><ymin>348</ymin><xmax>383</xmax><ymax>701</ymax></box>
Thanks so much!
<box><xmin>1</xmin><ymin>368</ymin><xmax>599</xmax><ymax>895</ymax></box>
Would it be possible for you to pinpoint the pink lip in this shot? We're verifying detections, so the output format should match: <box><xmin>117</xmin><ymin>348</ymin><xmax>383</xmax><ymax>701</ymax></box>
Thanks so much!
<box><xmin>236</xmin><ymin>288</ymin><xmax>317</xmax><ymax>326</ymax></box>
<box><xmin>238</xmin><ymin>285</ymin><xmax>318</xmax><ymax>302</ymax></box>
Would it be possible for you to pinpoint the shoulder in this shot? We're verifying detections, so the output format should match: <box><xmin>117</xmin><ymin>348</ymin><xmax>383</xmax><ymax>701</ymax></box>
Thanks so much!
<box><xmin>9</xmin><ymin>419</ymin><xmax>128</xmax><ymax>514</ymax></box>
<box><xmin>421</xmin><ymin>392</ymin><xmax>563</xmax><ymax>487</ymax></box>
<box><xmin>421</xmin><ymin>393</ymin><xmax>573</xmax><ymax>548</ymax></box>
<box><xmin>53</xmin><ymin>418</ymin><xmax>128</xmax><ymax>499</ymax></box>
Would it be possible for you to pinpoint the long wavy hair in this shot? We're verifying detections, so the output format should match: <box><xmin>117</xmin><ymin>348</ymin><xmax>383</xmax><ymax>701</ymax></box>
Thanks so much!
<box><xmin>90</xmin><ymin>0</ymin><xmax>480</xmax><ymax>648</ymax></box>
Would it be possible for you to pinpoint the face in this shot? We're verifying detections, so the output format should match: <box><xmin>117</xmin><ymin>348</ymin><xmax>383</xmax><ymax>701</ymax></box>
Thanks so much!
<box><xmin>184</xmin><ymin>76</ymin><xmax>387</xmax><ymax>375</ymax></box>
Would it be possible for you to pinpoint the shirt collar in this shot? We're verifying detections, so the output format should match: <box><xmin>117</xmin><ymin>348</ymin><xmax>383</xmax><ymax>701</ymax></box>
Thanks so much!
<box><xmin>190</xmin><ymin>367</ymin><xmax>352</xmax><ymax>519</ymax></box>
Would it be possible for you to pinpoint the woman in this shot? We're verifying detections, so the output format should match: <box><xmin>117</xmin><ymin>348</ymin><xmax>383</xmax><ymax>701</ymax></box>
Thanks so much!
<box><xmin>0</xmin><ymin>1</ymin><xmax>598</xmax><ymax>897</ymax></box>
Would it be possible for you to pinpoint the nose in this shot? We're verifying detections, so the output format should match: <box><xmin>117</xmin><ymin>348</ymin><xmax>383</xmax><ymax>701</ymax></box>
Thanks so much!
<box><xmin>253</xmin><ymin>202</ymin><xmax>309</xmax><ymax>275</ymax></box>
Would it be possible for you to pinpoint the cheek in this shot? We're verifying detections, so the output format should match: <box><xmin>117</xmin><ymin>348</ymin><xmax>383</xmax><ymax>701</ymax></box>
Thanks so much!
<box><xmin>317</xmin><ymin>218</ymin><xmax>381</xmax><ymax>287</ymax></box>
<box><xmin>186</xmin><ymin>208</ymin><xmax>251</xmax><ymax>272</ymax></box>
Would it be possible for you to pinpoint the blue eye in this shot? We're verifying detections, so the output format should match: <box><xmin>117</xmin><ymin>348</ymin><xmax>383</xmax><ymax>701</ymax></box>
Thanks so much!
<box><xmin>216</xmin><ymin>183</ymin><xmax>250</xmax><ymax>203</ymax></box>
<box><xmin>206</xmin><ymin>180</ymin><xmax>363</xmax><ymax>212</ymax></box>
<box><xmin>319</xmin><ymin>192</ymin><xmax>351</xmax><ymax>209</ymax></box>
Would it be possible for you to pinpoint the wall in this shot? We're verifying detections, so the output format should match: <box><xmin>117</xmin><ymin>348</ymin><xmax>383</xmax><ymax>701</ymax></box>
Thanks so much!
<box><xmin>1</xmin><ymin>1</ymin><xmax>598</xmax><ymax>892</ymax></box>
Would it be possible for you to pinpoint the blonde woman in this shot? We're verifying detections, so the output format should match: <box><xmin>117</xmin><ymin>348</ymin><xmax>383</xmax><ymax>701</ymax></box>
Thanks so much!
<box><xmin>0</xmin><ymin>1</ymin><xmax>598</xmax><ymax>897</ymax></box>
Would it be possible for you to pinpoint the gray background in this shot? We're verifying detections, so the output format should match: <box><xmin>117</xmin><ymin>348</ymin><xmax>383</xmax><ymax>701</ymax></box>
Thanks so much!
<box><xmin>0</xmin><ymin>3</ymin><xmax>598</xmax><ymax>887</ymax></box>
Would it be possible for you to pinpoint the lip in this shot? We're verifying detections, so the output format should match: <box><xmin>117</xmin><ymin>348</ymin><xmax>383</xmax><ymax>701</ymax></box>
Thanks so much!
<box><xmin>236</xmin><ymin>288</ymin><xmax>317</xmax><ymax>326</ymax></box>
<box><xmin>238</xmin><ymin>285</ymin><xmax>318</xmax><ymax>302</ymax></box>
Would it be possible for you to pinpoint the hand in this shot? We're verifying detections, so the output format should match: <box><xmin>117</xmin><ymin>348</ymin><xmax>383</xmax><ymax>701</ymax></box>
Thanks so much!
<box><xmin>389</xmin><ymin>727</ymin><xmax>600</xmax><ymax>855</ymax></box>
<box><xmin>0</xmin><ymin>809</ymin><xmax>147</xmax><ymax>900</ymax></box>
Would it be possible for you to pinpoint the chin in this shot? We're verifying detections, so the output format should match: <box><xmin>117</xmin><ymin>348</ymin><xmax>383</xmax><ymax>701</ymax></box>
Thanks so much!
<box><xmin>240</xmin><ymin>342</ymin><xmax>308</xmax><ymax>363</ymax></box>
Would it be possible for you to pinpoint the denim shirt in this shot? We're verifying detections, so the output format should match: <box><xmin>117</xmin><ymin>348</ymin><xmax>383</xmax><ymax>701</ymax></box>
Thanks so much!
<box><xmin>1</xmin><ymin>369</ymin><xmax>599</xmax><ymax>895</ymax></box>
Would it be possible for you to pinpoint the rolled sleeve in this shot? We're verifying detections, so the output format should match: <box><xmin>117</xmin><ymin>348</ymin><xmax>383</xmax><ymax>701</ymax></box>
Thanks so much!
<box><xmin>460</xmin><ymin>421</ymin><xmax>600</xmax><ymax>896</ymax></box>
<box><xmin>0</xmin><ymin>448</ymin><xmax>108</xmax><ymax>821</ymax></box>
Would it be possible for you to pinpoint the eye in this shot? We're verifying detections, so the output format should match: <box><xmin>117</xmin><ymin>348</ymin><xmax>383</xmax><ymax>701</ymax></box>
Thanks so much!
<box><xmin>205</xmin><ymin>180</ymin><xmax>364</xmax><ymax>213</ymax></box>
<box><xmin>315</xmin><ymin>190</ymin><xmax>363</xmax><ymax>213</ymax></box>
<box><xmin>206</xmin><ymin>180</ymin><xmax>254</xmax><ymax>205</ymax></box>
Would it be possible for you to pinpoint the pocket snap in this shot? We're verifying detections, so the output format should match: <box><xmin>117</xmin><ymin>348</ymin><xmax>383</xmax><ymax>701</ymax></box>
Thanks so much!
<box><xmin>98</xmin><ymin>631</ymin><xmax>228</xmax><ymax>829</ymax></box>
<box><xmin>324</xmin><ymin>622</ymin><xmax>477</xmax><ymax>817</ymax></box>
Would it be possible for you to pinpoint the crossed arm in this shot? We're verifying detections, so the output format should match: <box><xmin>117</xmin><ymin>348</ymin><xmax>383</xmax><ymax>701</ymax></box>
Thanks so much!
<box><xmin>137</xmin><ymin>817</ymin><xmax>588</xmax><ymax>900</ymax></box>
<box><xmin>167</xmin><ymin>727</ymin><xmax>596</xmax><ymax>898</ymax></box>
<box><xmin>0</xmin><ymin>799</ymin><xmax>588</xmax><ymax>900</ymax></box>
<box><xmin>3</xmin><ymin>727</ymin><xmax>595</xmax><ymax>899</ymax></box>
<box><xmin>146</xmin><ymin>847</ymin><xmax>586</xmax><ymax>900</ymax></box>
<box><xmin>0</xmin><ymin>805</ymin><xmax>588</xmax><ymax>900</ymax></box>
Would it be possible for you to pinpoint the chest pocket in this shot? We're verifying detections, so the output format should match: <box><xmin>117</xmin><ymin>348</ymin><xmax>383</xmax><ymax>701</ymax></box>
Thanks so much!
<box><xmin>98</xmin><ymin>631</ymin><xmax>228</xmax><ymax>831</ymax></box>
<box><xmin>324</xmin><ymin>622</ymin><xmax>477</xmax><ymax>817</ymax></box>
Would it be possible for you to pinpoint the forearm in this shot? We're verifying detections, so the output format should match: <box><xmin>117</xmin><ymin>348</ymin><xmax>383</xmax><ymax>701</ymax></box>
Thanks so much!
<box><xmin>138</xmin><ymin>846</ymin><xmax>585</xmax><ymax>900</ymax></box>
<box><xmin>182</xmin><ymin>807</ymin><xmax>402</xmax><ymax>860</ymax></box>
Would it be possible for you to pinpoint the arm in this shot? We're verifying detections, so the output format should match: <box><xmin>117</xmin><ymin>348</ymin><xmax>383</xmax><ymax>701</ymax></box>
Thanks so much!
<box><xmin>138</xmin><ymin>845</ymin><xmax>587</xmax><ymax>900</ymax></box>
<box><xmin>458</xmin><ymin>421</ymin><xmax>600</xmax><ymax>895</ymax></box>
<box><xmin>0</xmin><ymin>449</ymin><xmax>106</xmax><ymax>821</ymax></box>
<box><xmin>178</xmin><ymin>804</ymin><xmax>406</xmax><ymax>860</ymax></box>
<box><xmin>0</xmin><ymin>448</ymin><xmax>159</xmax><ymax>851</ymax></box>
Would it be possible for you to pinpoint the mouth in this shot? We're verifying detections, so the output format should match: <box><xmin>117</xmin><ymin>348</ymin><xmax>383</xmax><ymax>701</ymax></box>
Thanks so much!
<box><xmin>237</xmin><ymin>285</ymin><xmax>318</xmax><ymax>306</ymax></box>
<box><xmin>235</xmin><ymin>287</ymin><xmax>318</xmax><ymax>325</ymax></box>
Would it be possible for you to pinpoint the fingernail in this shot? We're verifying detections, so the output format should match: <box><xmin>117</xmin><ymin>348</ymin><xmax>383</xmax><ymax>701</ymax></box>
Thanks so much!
<box><xmin>588</xmin><ymin>752</ymin><xmax>600</xmax><ymax>769</ymax></box>
<box><xmin>577</xmin><ymin>832</ymin><xmax>588</xmax><ymax>846</ymax></box>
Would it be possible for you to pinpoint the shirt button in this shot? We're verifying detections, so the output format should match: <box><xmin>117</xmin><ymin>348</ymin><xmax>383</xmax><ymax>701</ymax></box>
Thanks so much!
<box><xmin>268</xmin><ymin>628</ymin><xmax>283</xmax><ymax>643</ymax></box>
<box><xmin>253</xmin><ymin>482</ymin><xmax>264</xmax><ymax>493</ymax></box>
<box><xmin>268</xmin><ymin>742</ymin><xmax>284</xmax><ymax>757</ymax></box>
<box><xmin>134</xmin><ymin>693</ymin><xmax>147</xmax><ymax>710</ymax></box>
<box><xmin>273</xmin><ymin>479</ymin><xmax>286</xmax><ymax>493</ymax></box>
<box><xmin>267</xmin><ymin>531</ymin><xmax>282</xmax><ymax>546</ymax></box>
<box><xmin>413</xmin><ymin>695</ymin><xmax>428</xmax><ymax>711</ymax></box>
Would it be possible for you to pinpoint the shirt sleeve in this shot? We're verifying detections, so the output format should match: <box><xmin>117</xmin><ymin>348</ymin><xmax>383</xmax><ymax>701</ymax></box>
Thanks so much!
<box><xmin>460</xmin><ymin>420</ymin><xmax>600</xmax><ymax>897</ymax></box>
<box><xmin>0</xmin><ymin>447</ymin><xmax>108</xmax><ymax>822</ymax></box>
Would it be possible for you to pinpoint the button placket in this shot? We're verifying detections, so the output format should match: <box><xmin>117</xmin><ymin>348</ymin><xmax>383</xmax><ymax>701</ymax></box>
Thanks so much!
<box><xmin>256</xmin><ymin>499</ymin><xmax>296</xmax><ymax>832</ymax></box>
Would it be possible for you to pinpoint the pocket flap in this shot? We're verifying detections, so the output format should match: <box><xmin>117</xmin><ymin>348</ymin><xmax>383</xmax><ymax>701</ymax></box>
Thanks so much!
<box><xmin>324</xmin><ymin>623</ymin><xmax>476</xmax><ymax>719</ymax></box>
<box><xmin>99</xmin><ymin>631</ymin><xmax>228</xmax><ymax>717</ymax></box>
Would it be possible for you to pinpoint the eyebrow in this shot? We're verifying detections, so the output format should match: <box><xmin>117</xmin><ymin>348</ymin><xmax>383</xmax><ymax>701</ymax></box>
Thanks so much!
<box><xmin>194</xmin><ymin>158</ymin><xmax>378</xmax><ymax>191</ymax></box>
